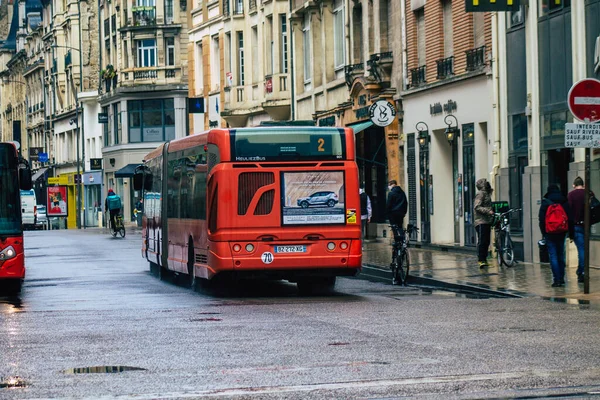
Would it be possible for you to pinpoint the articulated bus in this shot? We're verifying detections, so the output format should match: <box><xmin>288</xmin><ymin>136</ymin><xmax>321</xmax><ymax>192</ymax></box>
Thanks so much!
<box><xmin>134</xmin><ymin>126</ymin><xmax>362</xmax><ymax>292</ymax></box>
<box><xmin>0</xmin><ymin>142</ymin><xmax>32</xmax><ymax>294</ymax></box>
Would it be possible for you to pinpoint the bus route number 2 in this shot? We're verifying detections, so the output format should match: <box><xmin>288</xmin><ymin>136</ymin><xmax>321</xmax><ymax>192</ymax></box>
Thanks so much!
<box><xmin>261</xmin><ymin>252</ymin><xmax>274</xmax><ymax>264</ymax></box>
<box><xmin>317</xmin><ymin>138</ymin><xmax>325</xmax><ymax>152</ymax></box>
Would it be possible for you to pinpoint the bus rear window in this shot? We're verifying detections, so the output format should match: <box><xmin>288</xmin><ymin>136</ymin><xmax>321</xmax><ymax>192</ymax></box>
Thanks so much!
<box><xmin>231</xmin><ymin>128</ymin><xmax>345</xmax><ymax>161</ymax></box>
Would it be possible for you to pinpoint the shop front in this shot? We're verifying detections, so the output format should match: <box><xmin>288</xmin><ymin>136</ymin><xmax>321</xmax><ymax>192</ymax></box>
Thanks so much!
<box><xmin>83</xmin><ymin>171</ymin><xmax>103</xmax><ymax>227</ymax></box>
<box><xmin>402</xmin><ymin>76</ymin><xmax>493</xmax><ymax>247</ymax></box>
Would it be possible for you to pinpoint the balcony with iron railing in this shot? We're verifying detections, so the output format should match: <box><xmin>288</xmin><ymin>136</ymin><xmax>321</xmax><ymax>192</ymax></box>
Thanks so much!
<box><xmin>367</xmin><ymin>52</ymin><xmax>393</xmax><ymax>83</ymax></box>
<box><xmin>119</xmin><ymin>67</ymin><xmax>181</xmax><ymax>86</ymax></box>
<box><xmin>436</xmin><ymin>56</ymin><xmax>453</xmax><ymax>80</ymax></box>
<box><xmin>465</xmin><ymin>45</ymin><xmax>486</xmax><ymax>72</ymax></box>
<box><xmin>410</xmin><ymin>65</ymin><xmax>426</xmax><ymax>88</ymax></box>
<box><xmin>132</xmin><ymin>6</ymin><xmax>156</xmax><ymax>26</ymax></box>
<box><xmin>344</xmin><ymin>63</ymin><xmax>365</xmax><ymax>87</ymax></box>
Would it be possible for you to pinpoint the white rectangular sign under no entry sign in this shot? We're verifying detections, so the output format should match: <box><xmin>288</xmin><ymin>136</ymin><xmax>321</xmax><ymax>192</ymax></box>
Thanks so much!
<box><xmin>565</xmin><ymin>123</ymin><xmax>600</xmax><ymax>148</ymax></box>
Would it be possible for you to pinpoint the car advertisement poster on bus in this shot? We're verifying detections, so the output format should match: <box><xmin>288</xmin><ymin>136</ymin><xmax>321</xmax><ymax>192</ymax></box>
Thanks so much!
<box><xmin>281</xmin><ymin>171</ymin><xmax>345</xmax><ymax>225</ymax></box>
<box><xmin>47</xmin><ymin>186</ymin><xmax>68</xmax><ymax>216</ymax></box>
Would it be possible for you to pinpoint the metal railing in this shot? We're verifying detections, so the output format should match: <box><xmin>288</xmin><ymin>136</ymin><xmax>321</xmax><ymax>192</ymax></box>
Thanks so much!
<box><xmin>465</xmin><ymin>46</ymin><xmax>486</xmax><ymax>71</ymax></box>
<box><xmin>165</xmin><ymin>69</ymin><xmax>176</xmax><ymax>78</ymax></box>
<box><xmin>410</xmin><ymin>65</ymin><xmax>426</xmax><ymax>87</ymax></box>
<box><xmin>132</xmin><ymin>6</ymin><xmax>156</xmax><ymax>26</ymax></box>
<box><xmin>344</xmin><ymin>63</ymin><xmax>364</xmax><ymax>86</ymax></box>
<box><xmin>436</xmin><ymin>56</ymin><xmax>453</xmax><ymax>79</ymax></box>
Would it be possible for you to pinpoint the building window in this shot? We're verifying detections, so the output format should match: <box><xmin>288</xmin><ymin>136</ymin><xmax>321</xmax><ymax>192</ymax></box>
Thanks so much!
<box><xmin>333</xmin><ymin>0</ymin><xmax>345</xmax><ymax>69</ymax></box>
<box><xmin>211</xmin><ymin>36</ymin><xmax>220</xmax><ymax>90</ymax></box>
<box><xmin>195</xmin><ymin>42</ymin><xmax>203</xmax><ymax>94</ymax></box>
<box><xmin>442</xmin><ymin>0</ymin><xmax>453</xmax><ymax>57</ymax></box>
<box><xmin>234</xmin><ymin>0</ymin><xmax>243</xmax><ymax>14</ymax></box>
<box><xmin>252</xmin><ymin>26</ymin><xmax>259</xmax><ymax>83</ymax></box>
<box><xmin>238</xmin><ymin>31</ymin><xmax>245</xmax><ymax>85</ymax></box>
<box><xmin>415</xmin><ymin>8</ymin><xmax>425</xmax><ymax>66</ymax></box>
<box><xmin>303</xmin><ymin>14</ymin><xmax>311</xmax><ymax>83</ymax></box>
<box><xmin>280</xmin><ymin>14</ymin><xmax>288</xmax><ymax>73</ymax></box>
<box><xmin>165</xmin><ymin>37</ymin><xmax>175</xmax><ymax>66</ymax></box>
<box><xmin>473</xmin><ymin>11</ymin><xmax>485</xmax><ymax>48</ymax></box>
<box><xmin>103</xmin><ymin>106</ymin><xmax>110</xmax><ymax>146</ymax></box>
<box><xmin>113</xmin><ymin>103</ymin><xmax>121</xmax><ymax>145</ymax></box>
<box><xmin>136</xmin><ymin>39</ymin><xmax>157</xmax><ymax>67</ymax></box>
<box><xmin>165</xmin><ymin>0</ymin><xmax>174</xmax><ymax>24</ymax></box>
<box><xmin>507</xmin><ymin>6</ymin><xmax>525</xmax><ymax>28</ymax></box>
<box><xmin>128</xmin><ymin>99</ymin><xmax>176</xmax><ymax>143</ymax></box>
<box><xmin>509</xmin><ymin>113</ymin><xmax>528</xmax><ymax>152</ymax></box>
<box><xmin>539</xmin><ymin>0</ymin><xmax>570</xmax><ymax>17</ymax></box>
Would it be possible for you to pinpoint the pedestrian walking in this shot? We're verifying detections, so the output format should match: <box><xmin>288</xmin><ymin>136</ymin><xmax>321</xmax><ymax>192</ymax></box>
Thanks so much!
<box><xmin>474</xmin><ymin>178</ymin><xmax>495</xmax><ymax>269</ymax></box>
<box><xmin>539</xmin><ymin>184</ymin><xmax>574</xmax><ymax>287</ymax></box>
<box><xmin>567</xmin><ymin>177</ymin><xmax>593</xmax><ymax>283</ymax></box>
<box><xmin>359</xmin><ymin>186</ymin><xmax>372</xmax><ymax>245</ymax></box>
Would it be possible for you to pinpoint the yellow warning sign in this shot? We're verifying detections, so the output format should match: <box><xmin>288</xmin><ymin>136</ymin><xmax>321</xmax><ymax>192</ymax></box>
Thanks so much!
<box><xmin>346</xmin><ymin>209</ymin><xmax>357</xmax><ymax>224</ymax></box>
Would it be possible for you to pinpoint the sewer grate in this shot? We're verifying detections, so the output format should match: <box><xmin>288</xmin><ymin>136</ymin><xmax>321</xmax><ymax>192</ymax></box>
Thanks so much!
<box><xmin>63</xmin><ymin>366</ymin><xmax>146</xmax><ymax>374</ymax></box>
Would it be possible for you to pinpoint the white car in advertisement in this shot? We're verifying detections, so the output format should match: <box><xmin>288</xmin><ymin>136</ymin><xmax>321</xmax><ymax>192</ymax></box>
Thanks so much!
<box><xmin>297</xmin><ymin>191</ymin><xmax>339</xmax><ymax>208</ymax></box>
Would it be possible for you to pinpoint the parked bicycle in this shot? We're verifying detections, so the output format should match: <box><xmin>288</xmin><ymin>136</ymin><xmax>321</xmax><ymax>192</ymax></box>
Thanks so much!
<box><xmin>389</xmin><ymin>224</ymin><xmax>419</xmax><ymax>286</ymax></box>
<box><xmin>493</xmin><ymin>208</ymin><xmax>520</xmax><ymax>267</ymax></box>
<box><xmin>110</xmin><ymin>214</ymin><xmax>126</xmax><ymax>238</ymax></box>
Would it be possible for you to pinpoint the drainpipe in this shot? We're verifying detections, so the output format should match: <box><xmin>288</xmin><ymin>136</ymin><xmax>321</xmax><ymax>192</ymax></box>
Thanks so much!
<box><xmin>98</xmin><ymin>0</ymin><xmax>102</xmax><ymax>93</ymax></box>
<box><xmin>288</xmin><ymin>2</ymin><xmax>295</xmax><ymax>121</ymax></box>
<box><xmin>490</xmin><ymin>11</ymin><xmax>501</xmax><ymax>193</ymax></box>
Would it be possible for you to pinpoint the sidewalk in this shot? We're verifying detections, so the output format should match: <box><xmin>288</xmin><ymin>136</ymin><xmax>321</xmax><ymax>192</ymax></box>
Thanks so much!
<box><xmin>362</xmin><ymin>239</ymin><xmax>600</xmax><ymax>303</ymax></box>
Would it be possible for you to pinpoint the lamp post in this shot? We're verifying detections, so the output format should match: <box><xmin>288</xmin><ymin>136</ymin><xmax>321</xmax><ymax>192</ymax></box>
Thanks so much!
<box><xmin>444</xmin><ymin>114</ymin><xmax>460</xmax><ymax>145</ymax></box>
<box><xmin>51</xmin><ymin>44</ymin><xmax>85</xmax><ymax>229</ymax></box>
<box><xmin>416</xmin><ymin>121</ymin><xmax>429</xmax><ymax>147</ymax></box>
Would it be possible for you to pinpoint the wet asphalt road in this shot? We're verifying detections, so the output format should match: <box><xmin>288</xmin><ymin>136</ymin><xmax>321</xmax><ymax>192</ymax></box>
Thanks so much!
<box><xmin>1</xmin><ymin>229</ymin><xmax>600</xmax><ymax>399</ymax></box>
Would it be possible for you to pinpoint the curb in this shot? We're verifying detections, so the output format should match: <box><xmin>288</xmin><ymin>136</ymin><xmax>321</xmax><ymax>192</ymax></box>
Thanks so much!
<box><xmin>360</xmin><ymin>263</ymin><xmax>524</xmax><ymax>299</ymax></box>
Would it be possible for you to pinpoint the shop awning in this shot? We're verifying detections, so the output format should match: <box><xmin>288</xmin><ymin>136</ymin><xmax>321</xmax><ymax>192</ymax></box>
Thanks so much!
<box><xmin>348</xmin><ymin>120</ymin><xmax>373</xmax><ymax>134</ymax></box>
<box><xmin>31</xmin><ymin>167</ymin><xmax>48</xmax><ymax>182</ymax></box>
<box><xmin>114</xmin><ymin>164</ymin><xmax>141</xmax><ymax>178</ymax></box>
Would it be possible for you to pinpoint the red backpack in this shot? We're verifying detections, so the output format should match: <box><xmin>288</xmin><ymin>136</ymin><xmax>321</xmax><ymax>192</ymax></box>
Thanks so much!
<box><xmin>545</xmin><ymin>203</ymin><xmax>568</xmax><ymax>234</ymax></box>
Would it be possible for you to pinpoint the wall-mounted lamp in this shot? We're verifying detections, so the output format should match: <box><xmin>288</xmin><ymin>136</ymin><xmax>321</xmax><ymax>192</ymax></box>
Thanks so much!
<box><xmin>444</xmin><ymin>114</ymin><xmax>459</xmax><ymax>145</ymax></box>
<box><xmin>416</xmin><ymin>121</ymin><xmax>429</xmax><ymax>148</ymax></box>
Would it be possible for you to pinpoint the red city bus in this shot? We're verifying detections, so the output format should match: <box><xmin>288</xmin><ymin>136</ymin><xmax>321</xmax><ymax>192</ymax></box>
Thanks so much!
<box><xmin>0</xmin><ymin>142</ymin><xmax>32</xmax><ymax>294</ymax></box>
<box><xmin>134</xmin><ymin>126</ymin><xmax>362</xmax><ymax>293</ymax></box>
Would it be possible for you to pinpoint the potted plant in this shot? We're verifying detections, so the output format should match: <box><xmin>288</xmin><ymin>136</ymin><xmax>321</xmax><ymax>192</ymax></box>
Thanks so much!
<box><xmin>101</xmin><ymin>65</ymin><xmax>117</xmax><ymax>91</ymax></box>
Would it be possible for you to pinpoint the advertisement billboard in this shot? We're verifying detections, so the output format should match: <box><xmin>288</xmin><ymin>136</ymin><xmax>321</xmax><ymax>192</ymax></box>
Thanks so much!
<box><xmin>47</xmin><ymin>186</ymin><xmax>68</xmax><ymax>217</ymax></box>
<box><xmin>281</xmin><ymin>171</ymin><xmax>345</xmax><ymax>225</ymax></box>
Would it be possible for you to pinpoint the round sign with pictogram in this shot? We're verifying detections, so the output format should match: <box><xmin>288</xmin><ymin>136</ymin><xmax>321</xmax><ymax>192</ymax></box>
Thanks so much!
<box><xmin>369</xmin><ymin>100</ymin><xmax>396</xmax><ymax>127</ymax></box>
<box><xmin>567</xmin><ymin>78</ymin><xmax>600</xmax><ymax>123</ymax></box>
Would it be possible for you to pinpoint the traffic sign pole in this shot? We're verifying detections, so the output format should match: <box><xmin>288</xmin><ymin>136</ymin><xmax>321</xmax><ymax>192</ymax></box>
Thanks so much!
<box><xmin>567</xmin><ymin>78</ymin><xmax>600</xmax><ymax>295</ymax></box>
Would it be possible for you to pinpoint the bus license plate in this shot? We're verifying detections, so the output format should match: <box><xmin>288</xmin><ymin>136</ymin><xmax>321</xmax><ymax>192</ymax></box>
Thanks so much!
<box><xmin>275</xmin><ymin>245</ymin><xmax>306</xmax><ymax>253</ymax></box>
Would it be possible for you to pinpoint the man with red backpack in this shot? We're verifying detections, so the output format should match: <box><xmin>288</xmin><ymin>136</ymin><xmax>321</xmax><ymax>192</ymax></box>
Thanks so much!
<box><xmin>538</xmin><ymin>184</ymin><xmax>574</xmax><ymax>287</ymax></box>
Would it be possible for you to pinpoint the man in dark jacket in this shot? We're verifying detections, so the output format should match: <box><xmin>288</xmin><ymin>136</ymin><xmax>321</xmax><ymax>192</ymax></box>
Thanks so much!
<box><xmin>386</xmin><ymin>180</ymin><xmax>407</xmax><ymax>240</ymax></box>
<box><xmin>474</xmin><ymin>178</ymin><xmax>494</xmax><ymax>268</ymax></box>
<box><xmin>568</xmin><ymin>177</ymin><xmax>593</xmax><ymax>283</ymax></box>
<box><xmin>539</xmin><ymin>184</ymin><xmax>574</xmax><ymax>287</ymax></box>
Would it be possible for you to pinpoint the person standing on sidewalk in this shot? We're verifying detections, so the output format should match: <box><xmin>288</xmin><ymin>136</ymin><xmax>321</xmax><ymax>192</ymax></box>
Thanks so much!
<box><xmin>474</xmin><ymin>178</ymin><xmax>495</xmax><ymax>269</ymax></box>
<box><xmin>539</xmin><ymin>184</ymin><xmax>574</xmax><ymax>287</ymax></box>
<box><xmin>568</xmin><ymin>177</ymin><xmax>593</xmax><ymax>283</ymax></box>
<box><xmin>386</xmin><ymin>180</ymin><xmax>408</xmax><ymax>241</ymax></box>
<box><xmin>359</xmin><ymin>186</ymin><xmax>372</xmax><ymax>244</ymax></box>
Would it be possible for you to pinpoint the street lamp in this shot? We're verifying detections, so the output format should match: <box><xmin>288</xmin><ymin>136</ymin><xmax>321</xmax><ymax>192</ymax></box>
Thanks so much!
<box><xmin>444</xmin><ymin>114</ymin><xmax>460</xmax><ymax>145</ymax></box>
<box><xmin>51</xmin><ymin>43</ymin><xmax>85</xmax><ymax>229</ymax></box>
<box><xmin>416</xmin><ymin>121</ymin><xmax>429</xmax><ymax>148</ymax></box>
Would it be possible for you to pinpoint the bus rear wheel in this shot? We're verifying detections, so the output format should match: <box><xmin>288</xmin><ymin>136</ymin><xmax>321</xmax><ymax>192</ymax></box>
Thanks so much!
<box><xmin>297</xmin><ymin>277</ymin><xmax>336</xmax><ymax>295</ymax></box>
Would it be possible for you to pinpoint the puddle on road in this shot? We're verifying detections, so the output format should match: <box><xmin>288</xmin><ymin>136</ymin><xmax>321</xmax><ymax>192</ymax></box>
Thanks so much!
<box><xmin>63</xmin><ymin>366</ymin><xmax>146</xmax><ymax>374</ymax></box>
<box><xmin>0</xmin><ymin>376</ymin><xmax>27</xmax><ymax>388</ymax></box>
<box><xmin>543</xmin><ymin>296</ymin><xmax>600</xmax><ymax>309</ymax></box>
<box><xmin>189</xmin><ymin>317</ymin><xmax>222</xmax><ymax>322</ymax></box>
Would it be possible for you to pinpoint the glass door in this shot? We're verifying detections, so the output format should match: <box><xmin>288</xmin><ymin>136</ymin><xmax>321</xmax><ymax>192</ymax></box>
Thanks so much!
<box><xmin>462</xmin><ymin>124</ymin><xmax>476</xmax><ymax>246</ymax></box>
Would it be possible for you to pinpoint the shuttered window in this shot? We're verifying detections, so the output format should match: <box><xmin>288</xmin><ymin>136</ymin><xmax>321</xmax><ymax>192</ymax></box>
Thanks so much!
<box><xmin>473</xmin><ymin>12</ymin><xmax>485</xmax><ymax>48</ymax></box>
<box><xmin>416</xmin><ymin>8</ymin><xmax>425</xmax><ymax>66</ymax></box>
<box><xmin>442</xmin><ymin>0</ymin><xmax>453</xmax><ymax>57</ymax></box>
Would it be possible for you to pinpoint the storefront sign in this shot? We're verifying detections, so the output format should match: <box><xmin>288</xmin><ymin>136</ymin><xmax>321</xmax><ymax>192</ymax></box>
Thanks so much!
<box><xmin>430</xmin><ymin>103</ymin><xmax>443</xmax><ymax>115</ymax></box>
<box><xmin>430</xmin><ymin>100</ymin><xmax>457</xmax><ymax>115</ymax></box>
<box><xmin>98</xmin><ymin>113</ymin><xmax>108</xmax><ymax>124</ymax></box>
<box><xmin>318</xmin><ymin>116</ymin><xmax>336</xmax><ymax>127</ymax></box>
<box><xmin>443</xmin><ymin>100</ymin><xmax>458</xmax><ymax>114</ymax></box>
<box><xmin>355</xmin><ymin>106</ymin><xmax>370</xmax><ymax>119</ymax></box>
<box><xmin>90</xmin><ymin>158</ymin><xmax>102</xmax><ymax>170</ymax></box>
<box><xmin>29</xmin><ymin>147</ymin><xmax>43</xmax><ymax>161</ymax></box>
<box><xmin>369</xmin><ymin>100</ymin><xmax>396</xmax><ymax>127</ymax></box>
<box><xmin>465</xmin><ymin>0</ymin><xmax>520</xmax><ymax>12</ymax></box>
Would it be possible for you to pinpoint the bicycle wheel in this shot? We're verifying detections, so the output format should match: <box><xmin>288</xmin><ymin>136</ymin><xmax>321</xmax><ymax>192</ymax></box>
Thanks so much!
<box><xmin>501</xmin><ymin>233</ymin><xmax>515</xmax><ymax>267</ymax></box>
<box><xmin>390</xmin><ymin>245</ymin><xmax>400</xmax><ymax>285</ymax></box>
<box><xmin>118</xmin><ymin>227</ymin><xmax>126</xmax><ymax>238</ymax></box>
<box><xmin>399</xmin><ymin>250</ymin><xmax>410</xmax><ymax>285</ymax></box>
<box><xmin>496</xmin><ymin>231</ymin><xmax>503</xmax><ymax>266</ymax></box>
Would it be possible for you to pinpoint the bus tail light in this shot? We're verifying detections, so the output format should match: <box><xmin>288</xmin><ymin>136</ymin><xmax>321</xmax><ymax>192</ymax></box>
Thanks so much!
<box><xmin>232</xmin><ymin>244</ymin><xmax>242</xmax><ymax>252</ymax></box>
<box><xmin>340</xmin><ymin>242</ymin><xmax>348</xmax><ymax>250</ymax></box>
<box><xmin>0</xmin><ymin>246</ymin><xmax>17</xmax><ymax>260</ymax></box>
<box><xmin>327</xmin><ymin>242</ymin><xmax>336</xmax><ymax>251</ymax></box>
<box><xmin>245</xmin><ymin>244</ymin><xmax>255</xmax><ymax>252</ymax></box>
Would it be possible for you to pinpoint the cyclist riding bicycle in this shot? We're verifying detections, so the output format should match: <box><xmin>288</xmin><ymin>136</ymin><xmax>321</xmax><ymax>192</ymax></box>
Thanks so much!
<box><xmin>105</xmin><ymin>189</ymin><xmax>122</xmax><ymax>233</ymax></box>
<box><xmin>386</xmin><ymin>180</ymin><xmax>408</xmax><ymax>240</ymax></box>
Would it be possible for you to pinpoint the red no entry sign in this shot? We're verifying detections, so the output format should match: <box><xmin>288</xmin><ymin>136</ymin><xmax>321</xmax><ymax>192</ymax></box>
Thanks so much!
<box><xmin>568</xmin><ymin>78</ymin><xmax>600</xmax><ymax>123</ymax></box>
